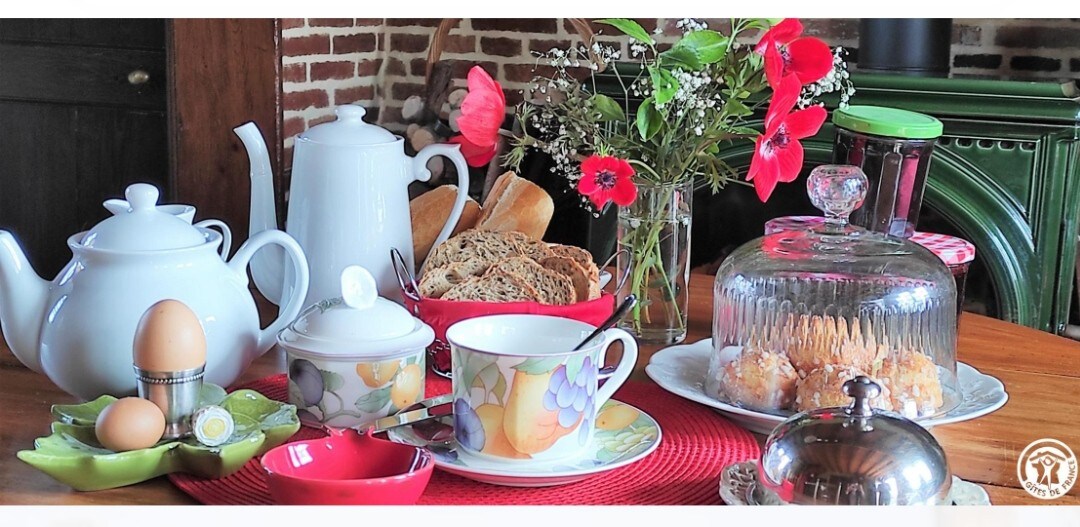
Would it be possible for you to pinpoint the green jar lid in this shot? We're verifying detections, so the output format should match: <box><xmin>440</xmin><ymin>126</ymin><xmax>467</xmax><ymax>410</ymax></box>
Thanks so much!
<box><xmin>832</xmin><ymin>105</ymin><xmax>943</xmax><ymax>139</ymax></box>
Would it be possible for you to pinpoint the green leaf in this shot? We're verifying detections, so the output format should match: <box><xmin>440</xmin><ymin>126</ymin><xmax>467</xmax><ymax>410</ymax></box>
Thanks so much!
<box><xmin>354</xmin><ymin>385</ymin><xmax>392</xmax><ymax>413</ymax></box>
<box><xmin>565</xmin><ymin>354</ymin><xmax>586</xmax><ymax>385</ymax></box>
<box><xmin>590</xmin><ymin>93</ymin><xmax>625</xmax><ymax>122</ymax></box>
<box><xmin>728</xmin><ymin>126</ymin><xmax>761</xmax><ymax>136</ymax></box>
<box><xmin>650</xmin><ymin>68</ymin><xmax>679</xmax><ymax>106</ymax></box>
<box><xmin>659</xmin><ymin>47</ymin><xmax>701</xmax><ymax>71</ymax></box>
<box><xmin>287</xmin><ymin>380</ymin><xmax>306</xmax><ymax>408</ymax></box>
<box><xmin>635</xmin><ymin>98</ymin><xmax>663</xmax><ymax>141</ymax></box>
<box><xmin>319</xmin><ymin>369</ymin><xmax>344</xmax><ymax>392</ymax></box>
<box><xmin>596</xmin><ymin>18</ymin><xmax>654</xmax><ymax>46</ymax></box>
<box><xmin>512</xmin><ymin>357</ymin><xmax>564</xmax><ymax>375</ymax></box>
<box><xmin>676</xmin><ymin>29</ymin><xmax>729</xmax><ymax>64</ymax></box>
<box><xmin>492</xmin><ymin>374</ymin><xmax>508</xmax><ymax>404</ymax></box>
<box><xmin>722</xmin><ymin>98</ymin><xmax>753</xmax><ymax>118</ymax></box>
<box><xmin>477</xmin><ymin>362</ymin><xmax>502</xmax><ymax>393</ymax></box>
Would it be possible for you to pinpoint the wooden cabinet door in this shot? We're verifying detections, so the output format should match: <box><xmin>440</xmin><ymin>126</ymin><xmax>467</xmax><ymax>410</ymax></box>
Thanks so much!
<box><xmin>0</xmin><ymin>19</ymin><xmax>168</xmax><ymax>277</ymax></box>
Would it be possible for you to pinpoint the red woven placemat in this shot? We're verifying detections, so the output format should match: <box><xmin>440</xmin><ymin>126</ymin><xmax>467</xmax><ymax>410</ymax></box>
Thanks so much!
<box><xmin>169</xmin><ymin>374</ymin><xmax>759</xmax><ymax>505</ymax></box>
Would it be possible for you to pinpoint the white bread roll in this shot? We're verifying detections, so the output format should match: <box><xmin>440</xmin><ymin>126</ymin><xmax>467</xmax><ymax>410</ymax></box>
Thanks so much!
<box><xmin>410</xmin><ymin>185</ymin><xmax>481</xmax><ymax>266</ymax></box>
<box><xmin>476</xmin><ymin>172</ymin><xmax>554</xmax><ymax>240</ymax></box>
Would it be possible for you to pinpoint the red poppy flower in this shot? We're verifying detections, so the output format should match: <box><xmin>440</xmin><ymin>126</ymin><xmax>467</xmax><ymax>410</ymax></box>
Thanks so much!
<box><xmin>577</xmin><ymin>155</ymin><xmax>637</xmax><ymax>209</ymax></box>
<box><xmin>457</xmin><ymin>65</ymin><xmax>506</xmax><ymax>150</ymax></box>
<box><xmin>746</xmin><ymin>75</ymin><xmax>827</xmax><ymax>202</ymax></box>
<box><xmin>755</xmin><ymin>18</ymin><xmax>833</xmax><ymax>89</ymax></box>
<box><xmin>448</xmin><ymin>134</ymin><xmax>497</xmax><ymax>167</ymax></box>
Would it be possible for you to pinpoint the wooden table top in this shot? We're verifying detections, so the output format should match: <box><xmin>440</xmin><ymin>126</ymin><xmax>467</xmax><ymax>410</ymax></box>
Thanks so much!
<box><xmin>1</xmin><ymin>273</ymin><xmax>1078</xmax><ymax>505</ymax></box>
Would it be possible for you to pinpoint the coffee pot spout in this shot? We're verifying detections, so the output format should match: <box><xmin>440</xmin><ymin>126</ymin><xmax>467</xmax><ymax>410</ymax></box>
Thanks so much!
<box><xmin>234</xmin><ymin>121</ymin><xmax>286</xmax><ymax>304</ymax></box>
<box><xmin>0</xmin><ymin>231</ymin><xmax>50</xmax><ymax>373</ymax></box>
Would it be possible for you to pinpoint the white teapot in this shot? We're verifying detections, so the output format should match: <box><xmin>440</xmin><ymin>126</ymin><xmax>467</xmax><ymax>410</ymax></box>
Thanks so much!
<box><xmin>0</xmin><ymin>183</ymin><xmax>310</xmax><ymax>400</ymax></box>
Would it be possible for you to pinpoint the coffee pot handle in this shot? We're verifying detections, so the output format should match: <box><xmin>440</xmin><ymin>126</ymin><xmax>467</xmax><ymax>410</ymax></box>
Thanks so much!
<box><xmin>227</xmin><ymin>230</ymin><xmax>310</xmax><ymax>356</ymax></box>
<box><xmin>411</xmin><ymin>143</ymin><xmax>470</xmax><ymax>276</ymax></box>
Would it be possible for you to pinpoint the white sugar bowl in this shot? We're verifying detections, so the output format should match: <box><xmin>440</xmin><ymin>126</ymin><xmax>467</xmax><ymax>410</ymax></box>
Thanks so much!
<box><xmin>278</xmin><ymin>265</ymin><xmax>434</xmax><ymax>428</ymax></box>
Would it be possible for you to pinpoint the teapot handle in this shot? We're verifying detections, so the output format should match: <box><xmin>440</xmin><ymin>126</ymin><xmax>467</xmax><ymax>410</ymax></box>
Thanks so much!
<box><xmin>411</xmin><ymin>143</ymin><xmax>470</xmax><ymax>277</ymax></box>
<box><xmin>227</xmin><ymin>230</ymin><xmax>310</xmax><ymax>356</ymax></box>
<box><xmin>195</xmin><ymin>219</ymin><xmax>232</xmax><ymax>258</ymax></box>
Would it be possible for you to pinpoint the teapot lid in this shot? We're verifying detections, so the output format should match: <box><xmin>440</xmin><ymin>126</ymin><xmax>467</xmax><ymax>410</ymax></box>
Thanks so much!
<box><xmin>80</xmin><ymin>184</ymin><xmax>209</xmax><ymax>251</ymax></box>
<box><xmin>279</xmin><ymin>266</ymin><xmax>434</xmax><ymax>357</ymax></box>
<box><xmin>298</xmin><ymin>105</ymin><xmax>398</xmax><ymax>146</ymax></box>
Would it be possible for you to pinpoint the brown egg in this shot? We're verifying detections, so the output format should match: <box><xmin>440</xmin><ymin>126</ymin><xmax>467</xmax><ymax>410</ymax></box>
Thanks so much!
<box><xmin>133</xmin><ymin>299</ymin><xmax>207</xmax><ymax>372</ymax></box>
<box><xmin>95</xmin><ymin>397</ymin><xmax>166</xmax><ymax>452</ymax></box>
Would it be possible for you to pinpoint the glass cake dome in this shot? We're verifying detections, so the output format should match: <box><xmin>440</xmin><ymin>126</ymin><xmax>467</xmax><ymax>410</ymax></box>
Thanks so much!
<box><xmin>708</xmin><ymin>165</ymin><xmax>959</xmax><ymax>419</ymax></box>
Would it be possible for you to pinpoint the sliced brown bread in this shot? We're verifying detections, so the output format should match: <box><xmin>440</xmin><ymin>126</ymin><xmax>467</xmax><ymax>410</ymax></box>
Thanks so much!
<box><xmin>487</xmin><ymin>256</ymin><xmax>576</xmax><ymax>305</ymax></box>
<box><xmin>426</xmin><ymin>229</ymin><xmax>525</xmax><ymax>270</ymax></box>
<box><xmin>549</xmin><ymin>244</ymin><xmax>600</xmax><ymax>282</ymax></box>
<box><xmin>442</xmin><ymin>269</ymin><xmax>541</xmax><ymax>303</ymax></box>
<box><xmin>541</xmin><ymin>256</ymin><xmax>600</xmax><ymax>302</ymax></box>
<box><xmin>418</xmin><ymin>258</ymin><xmax>490</xmax><ymax>299</ymax></box>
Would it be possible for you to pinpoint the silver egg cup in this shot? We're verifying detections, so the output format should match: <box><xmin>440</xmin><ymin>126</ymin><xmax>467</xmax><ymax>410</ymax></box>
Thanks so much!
<box><xmin>134</xmin><ymin>364</ymin><xmax>205</xmax><ymax>440</ymax></box>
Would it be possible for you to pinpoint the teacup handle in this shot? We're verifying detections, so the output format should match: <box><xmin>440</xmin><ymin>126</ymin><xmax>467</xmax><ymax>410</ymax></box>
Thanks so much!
<box><xmin>594</xmin><ymin>328</ymin><xmax>639</xmax><ymax>408</ymax></box>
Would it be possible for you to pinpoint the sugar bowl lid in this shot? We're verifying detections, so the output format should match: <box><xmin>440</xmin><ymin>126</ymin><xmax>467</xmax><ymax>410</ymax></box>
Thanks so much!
<box><xmin>758</xmin><ymin>376</ymin><xmax>952</xmax><ymax>505</ymax></box>
<box><xmin>79</xmin><ymin>183</ymin><xmax>209</xmax><ymax>251</ymax></box>
<box><xmin>279</xmin><ymin>265</ymin><xmax>434</xmax><ymax>358</ymax></box>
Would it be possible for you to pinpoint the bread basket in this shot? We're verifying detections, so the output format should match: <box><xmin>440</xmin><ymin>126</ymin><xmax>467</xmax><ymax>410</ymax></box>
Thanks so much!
<box><xmin>392</xmin><ymin>248</ymin><xmax>626</xmax><ymax>378</ymax></box>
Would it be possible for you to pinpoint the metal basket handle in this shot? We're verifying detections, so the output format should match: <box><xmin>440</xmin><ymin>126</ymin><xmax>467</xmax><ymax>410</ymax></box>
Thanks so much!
<box><xmin>391</xmin><ymin>248</ymin><xmax>422</xmax><ymax>302</ymax></box>
<box><xmin>600</xmin><ymin>248</ymin><xmax>632</xmax><ymax>295</ymax></box>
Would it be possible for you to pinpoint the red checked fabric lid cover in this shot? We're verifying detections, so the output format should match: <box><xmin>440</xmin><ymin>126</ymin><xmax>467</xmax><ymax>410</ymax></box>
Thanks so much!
<box><xmin>765</xmin><ymin>216</ymin><xmax>975</xmax><ymax>266</ymax></box>
<box><xmin>909</xmin><ymin>232</ymin><xmax>976</xmax><ymax>266</ymax></box>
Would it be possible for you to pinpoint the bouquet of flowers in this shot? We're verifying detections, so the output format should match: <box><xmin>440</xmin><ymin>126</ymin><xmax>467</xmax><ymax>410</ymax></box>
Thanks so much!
<box><xmin>456</xmin><ymin>18</ymin><xmax>853</xmax><ymax>343</ymax></box>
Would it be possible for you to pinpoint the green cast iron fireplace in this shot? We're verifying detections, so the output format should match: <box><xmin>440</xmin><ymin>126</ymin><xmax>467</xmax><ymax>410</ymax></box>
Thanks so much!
<box><xmin>580</xmin><ymin>69</ymin><xmax>1080</xmax><ymax>334</ymax></box>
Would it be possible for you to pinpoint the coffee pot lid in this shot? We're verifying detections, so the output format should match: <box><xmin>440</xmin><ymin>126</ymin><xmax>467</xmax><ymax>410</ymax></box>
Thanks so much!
<box><xmin>281</xmin><ymin>265</ymin><xmax>434</xmax><ymax>357</ymax></box>
<box><xmin>297</xmin><ymin>105</ymin><xmax>398</xmax><ymax>146</ymax></box>
<box><xmin>79</xmin><ymin>184</ymin><xmax>209</xmax><ymax>251</ymax></box>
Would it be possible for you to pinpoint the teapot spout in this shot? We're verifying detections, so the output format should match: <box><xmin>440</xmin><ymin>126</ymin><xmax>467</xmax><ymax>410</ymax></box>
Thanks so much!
<box><xmin>234</xmin><ymin>121</ymin><xmax>285</xmax><ymax>305</ymax></box>
<box><xmin>0</xmin><ymin>231</ymin><xmax>50</xmax><ymax>373</ymax></box>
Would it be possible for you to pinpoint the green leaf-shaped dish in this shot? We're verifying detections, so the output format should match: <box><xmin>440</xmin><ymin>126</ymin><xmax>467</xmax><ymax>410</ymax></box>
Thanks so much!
<box><xmin>17</xmin><ymin>384</ymin><xmax>299</xmax><ymax>491</ymax></box>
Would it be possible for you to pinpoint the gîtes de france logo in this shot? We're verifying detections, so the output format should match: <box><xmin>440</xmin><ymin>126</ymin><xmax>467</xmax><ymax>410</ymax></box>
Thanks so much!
<box><xmin>1017</xmin><ymin>438</ymin><xmax>1077</xmax><ymax>500</ymax></box>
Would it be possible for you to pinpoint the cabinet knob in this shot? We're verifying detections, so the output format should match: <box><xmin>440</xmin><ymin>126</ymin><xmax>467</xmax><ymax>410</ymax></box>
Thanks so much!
<box><xmin>127</xmin><ymin>69</ymin><xmax>150</xmax><ymax>85</ymax></box>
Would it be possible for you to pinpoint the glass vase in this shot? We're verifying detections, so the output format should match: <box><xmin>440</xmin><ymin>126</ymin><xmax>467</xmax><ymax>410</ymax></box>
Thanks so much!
<box><xmin>616</xmin><ymin>179</ymin><xmax>693</xmax><ymax>345</ymax></box>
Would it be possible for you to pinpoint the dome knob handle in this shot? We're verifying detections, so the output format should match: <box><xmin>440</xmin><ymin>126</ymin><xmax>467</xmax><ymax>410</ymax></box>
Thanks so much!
<box><xmin>807</xmin><ymin>165</ymin><xmax>868</xmax><ymax>228</ymax></box>
<box><xmin>843</xmin><ymin>375</ymin><xmax>881</xmax><ymax>418</ymax></box>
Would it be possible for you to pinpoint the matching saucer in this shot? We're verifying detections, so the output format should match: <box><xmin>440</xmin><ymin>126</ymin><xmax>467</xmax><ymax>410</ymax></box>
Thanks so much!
<box><xmin>386</xmin><ymin>399</ymin><xmax>662</xmax><ymax>487</ymax></box>
<box><xmin>646</xmin><ymin>338</ymin><xmax>1008</xmax><ymax>435</ymax></box>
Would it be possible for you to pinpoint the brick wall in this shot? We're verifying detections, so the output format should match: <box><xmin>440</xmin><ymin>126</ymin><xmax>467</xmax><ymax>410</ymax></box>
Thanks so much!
<box><xmin>280</xmin><ymin>18</ymin><xmax>1080</xmax><ymax>163</ymax></box>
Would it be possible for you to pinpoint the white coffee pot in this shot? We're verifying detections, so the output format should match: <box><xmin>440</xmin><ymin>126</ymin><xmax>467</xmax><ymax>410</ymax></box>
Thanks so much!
<box><xmin>235</xmin><ymin>104</ymin><xmax>470</xmax><ymax>306</ymax></box>
<box><xmin>0</xmin><ymin>183</ymin><xmax>310</xmax><ymax>400</ymax></box>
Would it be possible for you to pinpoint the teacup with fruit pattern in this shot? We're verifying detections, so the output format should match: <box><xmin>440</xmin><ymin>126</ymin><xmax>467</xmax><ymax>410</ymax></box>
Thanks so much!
<box><xmin>446</xmin><ymin>314</ymin><xmax>638</xmax><ymax>463</ymax></box>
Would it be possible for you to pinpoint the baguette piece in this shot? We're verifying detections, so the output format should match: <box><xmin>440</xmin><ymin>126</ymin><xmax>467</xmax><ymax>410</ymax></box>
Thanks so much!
<box><xmin>488</xmin><ymin>256</ymin><xmax>576</xmax><ymax>305</ymax></box>
<box><xmin>443</xmin><ymin>270</ymin><xmax>540</xmax><ymax>303</ymax></box>
<box><xmin>426</xmin><ymin>228</ymin><xmax>524</xmax><ymax>270</ymax></box>
<box><xmin>541</xmin><ymin>256</ymin><xmax>600</xmax><ymax>302</ymax></box>
<box><xmin>418</xmin><ymin>258</ymin><xmax>489</xmax><ymax>299</ymax></box>
<box><xmin>476</xmin><ymin>172</ymin><xmax>554</xmax><ymax>239</ymax></box>
<box><xmin>410</xmin><ymin>185</ymin><xmax>482</xmax><ymax>266</ymax></box>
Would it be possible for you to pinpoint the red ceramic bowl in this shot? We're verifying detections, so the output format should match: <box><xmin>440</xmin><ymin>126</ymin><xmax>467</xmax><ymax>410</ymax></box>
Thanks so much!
<box><xmin>260</xmin><ymin>428</ymin><xmax>433</xmax><ymax>505</ymax></box>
